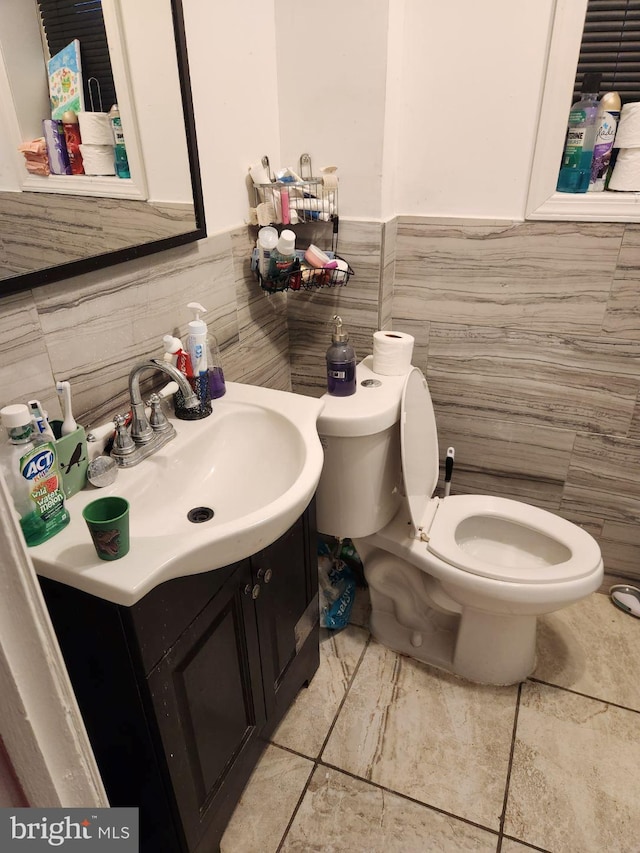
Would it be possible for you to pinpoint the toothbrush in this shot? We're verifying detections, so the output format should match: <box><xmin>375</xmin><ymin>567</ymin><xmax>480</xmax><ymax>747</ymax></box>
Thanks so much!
<box><xmin>56</xmin><ymin>380</ymin><xmax>77</xmax><ymax>436</ymax></box>
<box><xmin>28</xmin><ymin>400</ymin><xmax>55</xmax><ymax>440</ymax></box>
<box><xmin>444</xmin><ymin>447</ymin><xmax>455</xmax><ymax>497</ymax></box>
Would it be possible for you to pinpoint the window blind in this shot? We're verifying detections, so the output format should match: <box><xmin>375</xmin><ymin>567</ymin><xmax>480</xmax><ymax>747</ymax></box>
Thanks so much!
<box><xmin>37</xmin><ymin>0</ymin><xmax>117</xmax><ymax>112</ymax></box>
<box><xmin>574</xmin><ymin>0</ymin><xmax>640</xmax><ymax>103</ymax></box>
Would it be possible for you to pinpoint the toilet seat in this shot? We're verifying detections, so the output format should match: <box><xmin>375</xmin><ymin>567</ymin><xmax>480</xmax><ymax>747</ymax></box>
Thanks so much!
<box><xmin>399</xmin><ymin>368</ymin><xmax>601</xmax><ymax>586</ymax></box>
<box><xmin>425</xmin><ymin>494</ymin><xmax>601</xmax><ymax>584</ymax></box>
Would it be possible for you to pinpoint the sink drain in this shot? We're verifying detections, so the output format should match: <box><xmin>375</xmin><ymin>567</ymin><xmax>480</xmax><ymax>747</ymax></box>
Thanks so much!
<box><xmin>187</xmin><ymin>506</ymin><xmax>215</xmax><ymax>523</ymax></box>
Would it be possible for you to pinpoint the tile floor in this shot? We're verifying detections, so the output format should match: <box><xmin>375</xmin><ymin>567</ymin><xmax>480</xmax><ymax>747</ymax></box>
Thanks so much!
<box><xmin>221</xmin><ymin>583</ymin><xmax>640</xmax><ymax>853</ymax></box>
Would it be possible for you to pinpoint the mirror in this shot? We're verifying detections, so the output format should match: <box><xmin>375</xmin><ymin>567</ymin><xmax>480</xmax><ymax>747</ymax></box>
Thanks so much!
<box><xmin>0</xmin><ymin>0</ymin><xmax>206</xmax><ymax>294</ymax></box>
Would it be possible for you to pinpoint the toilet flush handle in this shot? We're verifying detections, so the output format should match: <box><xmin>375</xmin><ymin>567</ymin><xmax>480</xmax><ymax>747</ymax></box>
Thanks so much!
<box><xmin>444</xmin><ymin>447</ymin><xmax>455</xmax><ymax>498</ymax></box>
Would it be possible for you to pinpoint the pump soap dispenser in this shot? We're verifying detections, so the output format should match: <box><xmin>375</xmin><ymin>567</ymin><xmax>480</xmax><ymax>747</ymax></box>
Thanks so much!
<box><xmin>326</xmin><ymin>315</ymin><xmax>356</xmax><ymax>396</ymax></box>
<box><xmin>187</xmin><ymin>302</ymin><xmax>226</xmax><ymax>400</ymax></box>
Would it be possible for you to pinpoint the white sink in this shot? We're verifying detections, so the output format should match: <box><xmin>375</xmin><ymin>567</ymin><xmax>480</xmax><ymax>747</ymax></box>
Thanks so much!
<box><xmin>31</xmin><ymin>382</ymin><xmax>325</xmax><ymax>605</ymax></box>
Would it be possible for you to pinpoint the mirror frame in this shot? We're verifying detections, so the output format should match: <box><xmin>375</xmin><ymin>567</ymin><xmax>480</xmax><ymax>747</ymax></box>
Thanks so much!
<box><xmin>5</xmin><ymin>0</ymin><xmax>206</xmax><ymax>296</ymax></box>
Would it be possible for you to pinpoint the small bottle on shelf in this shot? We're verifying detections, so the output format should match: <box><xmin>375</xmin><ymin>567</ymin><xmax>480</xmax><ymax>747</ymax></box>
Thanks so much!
<box><xmin>267</xmin><ymin>230</ymin><xmax>296</xmax><ymax>279</ymax></box>
<box><xmin>108</xmin><ymin>104</ymin><xmax>131</xmax><ymax>179</ymax></box>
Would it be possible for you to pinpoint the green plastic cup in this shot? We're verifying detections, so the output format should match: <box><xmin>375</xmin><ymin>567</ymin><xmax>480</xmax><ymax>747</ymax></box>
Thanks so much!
<box><xmin>82</xmin><ymin>496</ymin><xmax>130</xmax><ymax>561</ymax></box>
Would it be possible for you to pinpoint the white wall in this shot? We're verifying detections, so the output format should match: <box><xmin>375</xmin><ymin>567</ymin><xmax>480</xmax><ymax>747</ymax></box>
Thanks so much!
<box><xmin>275</xmin><ymin>0</ymin><xmax>392</xmax><ymax>220</ymax></box>
<box><xmin>1</xmin><ymin>1</ymin><xmax>564</xmax><ymax>225</ymax></box>
<box><xmin>187</xmin><ymin>0</ymin><xmax>559</xmax><ymax>224</ymax></box>
<box><xmin>393</xmin><ymin>0</ymin><xmax>555</xmax><ymax>220</ymax></box>
<box><xmin>0</xmin><ymin>0</ymin><xmax>50</xmax><ymax>191</ymax></box>
<box><xmin>182</xmin><ymin>0</ymin><xmax>281</xmax><ymax>233</ymax></box>
<box><xmin>118</xmin><ymin>0</ymin><xmax>192</xmax><ymax>204</ymax></box>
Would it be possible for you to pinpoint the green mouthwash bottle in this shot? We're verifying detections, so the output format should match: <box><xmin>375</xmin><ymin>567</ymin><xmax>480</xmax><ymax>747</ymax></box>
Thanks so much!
<box><xmin>557</xmin><ymin>72</ymin><xmax>602</xmax><ymax>193</ymax></box>
<box><xmin>0</xmin><ymin>404</ymin><xmax>70</xmax><ymax>546</ymax></box>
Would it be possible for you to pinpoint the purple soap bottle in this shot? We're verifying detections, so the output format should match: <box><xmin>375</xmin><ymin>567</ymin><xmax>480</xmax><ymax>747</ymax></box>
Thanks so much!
<box><xmin>326</xmin><ymin>315</ymin><xmax>356</xmax><ymax>397</ymax></box>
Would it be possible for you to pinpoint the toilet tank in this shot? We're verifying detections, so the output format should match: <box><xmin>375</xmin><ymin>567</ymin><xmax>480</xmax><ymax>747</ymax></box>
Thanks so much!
<box><xmin>316</xmin><ymin>356</ymin><xmax>407</xmax><ymax>539</ymax></box>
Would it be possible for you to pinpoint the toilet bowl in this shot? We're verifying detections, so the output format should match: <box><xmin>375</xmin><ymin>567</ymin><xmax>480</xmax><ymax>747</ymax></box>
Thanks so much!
<box><xmin>316</xmin><ymin>356</ymin><xmax>603</xmax><ymax>685</ymax></box>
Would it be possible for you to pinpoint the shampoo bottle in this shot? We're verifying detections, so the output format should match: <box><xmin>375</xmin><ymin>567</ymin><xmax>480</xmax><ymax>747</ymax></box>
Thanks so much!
<box><xmin>326</xmin><ymin>315</ymin><xmax>356</xmax><ymax>397</ymax></box>
<box><xmin>557</xmin><ymin>72</ymin><xmax>602</xmax><ymax>193</ymax></box>
<box><xmin>257</xmin><ymin>226</ymin><xmax>278</xmax><ymax>279</ymax></box>
<box><xmin>0</xmin><ymin>404</ymin><xmax>70</xmax><ymax>546</ymax></box>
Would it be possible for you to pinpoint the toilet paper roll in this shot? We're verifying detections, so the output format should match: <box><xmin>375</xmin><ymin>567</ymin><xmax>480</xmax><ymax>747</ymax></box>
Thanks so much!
<box><xmin>79</xmin><ymin>143</ymin><xmax>115</xmax><ymax>175</ymax></box>
<box><xmin>78</xmin><ymin>111</ymin><xmax>113</xmax><ymax>146</ymax></box>
<box><xmin>613</xmin><ymin>102</ymin><xmax>640</xmax><ymax>148</ymax></box>
<box><xmin>608</xmin><ymin>148</ymin><xmax>640</xmax><ymax>191</ymax></box>
<box><xmin>372</xmin><ymin>330</ymin><xmax>415</xmax><ymax>375</ymax></box>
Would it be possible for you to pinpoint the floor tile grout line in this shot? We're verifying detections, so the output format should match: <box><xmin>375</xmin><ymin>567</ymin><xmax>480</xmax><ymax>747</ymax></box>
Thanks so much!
<box><xmin>496</xmin><ymin>680</ymin><xmax>523</xmax><ymax>852</ymax></box>
<box><xmin>501</xmin><ymin>832</ymin><xmax>553</xmax><ymax>852</ymax></box>
<box><xmin>316</xmin><ymin>758</ymin><xmax>501</xmax><ymax>841</ymax></box>
<box><xmin>273</xmin><ymin>757</ymin><xmax>316</xmax><ymax>853</ymax></box>
<box><xmin>273</xmin><ymin>630</ymin><xmax>372</xmax><ymax>852</ymax></box>
<box><xmin>316</xmin><ymin>632</ymin><xmax>372</xmax><ymax>761</ymax></box>
<box><xmin>527</xmin><ymin>675</ymin><xmax>640</xmax><ymax>715</ymax></box>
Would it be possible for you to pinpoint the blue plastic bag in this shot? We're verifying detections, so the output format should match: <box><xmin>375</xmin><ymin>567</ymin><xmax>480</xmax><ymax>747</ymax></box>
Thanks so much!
<box><xmin>318</xmin><ymin>543</ymin><xmax>356</xmax><ymax>629</ymax></box>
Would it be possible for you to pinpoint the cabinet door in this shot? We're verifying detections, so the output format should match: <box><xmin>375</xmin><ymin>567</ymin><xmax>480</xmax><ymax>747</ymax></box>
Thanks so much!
<box><xmin>252</xmin><ymin>508</ymin><xmax>319</xmax><ymax>724</ymax></box>
<box><xmin>147</xmin><ymin>560</ymin><xmax>266</xmax><ymax>853</ymax></box>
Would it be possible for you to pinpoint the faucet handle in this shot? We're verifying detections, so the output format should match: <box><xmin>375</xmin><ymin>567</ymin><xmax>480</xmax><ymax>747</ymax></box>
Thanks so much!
<box><xmin>147</xmin><ymin>393</ymin><xmax>170</xmax><ymax>432</ymax></box>
<box><xmin>112</xmin><ymin>413</ymin><xmax>136</xmax><ymax>457</ymax></box>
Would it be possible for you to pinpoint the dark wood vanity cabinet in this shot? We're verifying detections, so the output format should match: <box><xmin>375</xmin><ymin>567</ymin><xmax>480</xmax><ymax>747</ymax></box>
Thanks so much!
<box><xmin>39</xmin><ymin>502</ymin><xmax>319</xmax><ymax>853</ymax></box>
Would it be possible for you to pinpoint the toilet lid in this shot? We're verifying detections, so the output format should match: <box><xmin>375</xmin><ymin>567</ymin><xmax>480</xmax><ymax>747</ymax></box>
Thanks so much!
<box><xmin>401</xmin><ymin>367</ymin><xmax>440</xmax><ymax>532</ymax></box>
<box><xmin>426</xmin><ymin>494</ymin><xmax>602</xmax><ymax>583</ymax></box>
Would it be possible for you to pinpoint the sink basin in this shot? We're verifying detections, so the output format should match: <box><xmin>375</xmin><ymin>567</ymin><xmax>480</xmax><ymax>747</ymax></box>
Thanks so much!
<box><xmin>31</xmin><ymin>382</ymin><xmax>325</xmax><ymax>605</ymax></box>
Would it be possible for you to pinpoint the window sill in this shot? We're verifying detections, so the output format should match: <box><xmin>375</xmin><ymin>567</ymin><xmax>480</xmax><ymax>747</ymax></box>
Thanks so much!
<box><xmin>21</xmin><ymin>173</ymin><xmax>146</xmax><ymax>201</ymax></box>
<box><xmin>527</xmin><ymin>190</ymin><xmax>640</xmax><ymax>223</ymax></box>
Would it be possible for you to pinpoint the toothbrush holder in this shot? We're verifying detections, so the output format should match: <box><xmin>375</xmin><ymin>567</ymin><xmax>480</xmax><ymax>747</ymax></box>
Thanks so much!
<box><xmin>51</xmin><ymin>421</ymin><xmax>89</xmax><ymax>498</ymax></box>
<box><xmin>173</xmin><ymin>373</ymin><xmax>212</xmax><ymax>420</ymax></box>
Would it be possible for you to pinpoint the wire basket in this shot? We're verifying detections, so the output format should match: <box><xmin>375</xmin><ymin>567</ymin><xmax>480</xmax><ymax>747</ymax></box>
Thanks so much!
<box><xmin>251</xmin><ymin>248</ymin><xmax>353</xmax><ymax>294</ymax></box>
<box><xmin>253</xmin><ymin>178</ymin><xmax>338</xmax><ymax>226</ymax></box>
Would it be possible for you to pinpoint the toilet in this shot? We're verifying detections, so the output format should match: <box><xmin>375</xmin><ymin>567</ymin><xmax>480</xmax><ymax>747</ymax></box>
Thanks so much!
<box><xmin>316</xmin><ymin>355</ymin><xmax>603</xmax><ymax>685</ymax></box>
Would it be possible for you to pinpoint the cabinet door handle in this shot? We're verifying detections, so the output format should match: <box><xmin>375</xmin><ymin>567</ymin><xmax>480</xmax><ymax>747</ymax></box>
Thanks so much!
<box><xmin>256</xmin><ymin>568</ymin><xmax>273</xmax><ymax>583</ymax></box>
<box><xmin>244</xmin><ymin>582</ymin><xmax>261</xmax><ymax>598</ymax></box>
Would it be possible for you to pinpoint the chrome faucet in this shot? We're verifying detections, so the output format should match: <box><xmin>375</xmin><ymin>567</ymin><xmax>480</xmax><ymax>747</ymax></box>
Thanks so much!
<box><xmin>110</xmin><ymin>358</ymin><xmax>199</xmax><ymax>468</ymax></box>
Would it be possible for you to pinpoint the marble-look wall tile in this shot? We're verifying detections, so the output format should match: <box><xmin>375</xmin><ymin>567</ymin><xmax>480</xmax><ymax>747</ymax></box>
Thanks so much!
<box><xmin>626</xmin><ymin>391</ymin><xmax>640</xmax><ymax>440</ymax></box>
<box><xmin>598</xmin><ymin>519</ymin><xmax>640</xmax><ymax>579</ymax></box>
<box><xmin>394</xmin><ymin>220</ymin><xmax>622</xmax><ymax>334</ymax></box>
<box><xmin>379</xmin><ymin>219</ymin><xmax>397</xmax><ymax>330</ymax></box>
<box><xmin>0</xmin><ymin>226</ymin><xmax>288</xmax><ymax>433</ymax></box>
<box><xmin>288</xmin><ymin>220</ymin><xmax>384</xmax><ymax>396</ymax></box>
<box><xmin>95</xmin><ymin>198</ymin><xmax>196</xmax><ymax>249</ymax></box>
<box><xmin>425</xmin><ymin>324</ymin><xmax>640</xmax><ymax>435</ymax></box>
<box><xmin>0</xmin><ymin>191</ymin><xmax>196</xmax><ymax>279</ymax></box>
<box><xmin>0</xmin><ymin>291</ymin><xmax>56</xmax><ymax>414</ymax></box>
<box><xmin>436</xmin><ymin>412</ymin><xmax>575</xmax><ymax>510</ymax></box>
<box><xmin>562</xmin><ymin>433</ymin><xmax>640</xmax><ymax>524</ymax></box>
<box><xmin>602</xmin><ymin>225</ymin><xmax>640</xmax><ymax>340</ymax></box>
<box><xmin>227</xmin><ymin>227</ymin><xmax>290</xmax><ymax>390</ymax></box>
<box><xmin>31</xmin><ymin>235</ymin><xmax>238</xmax><ymax>426</ymax></box>
<box><xmin>0</xmin><ymin>192</ymin><xmax>104</xmax><ymax>275</ymax></box>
